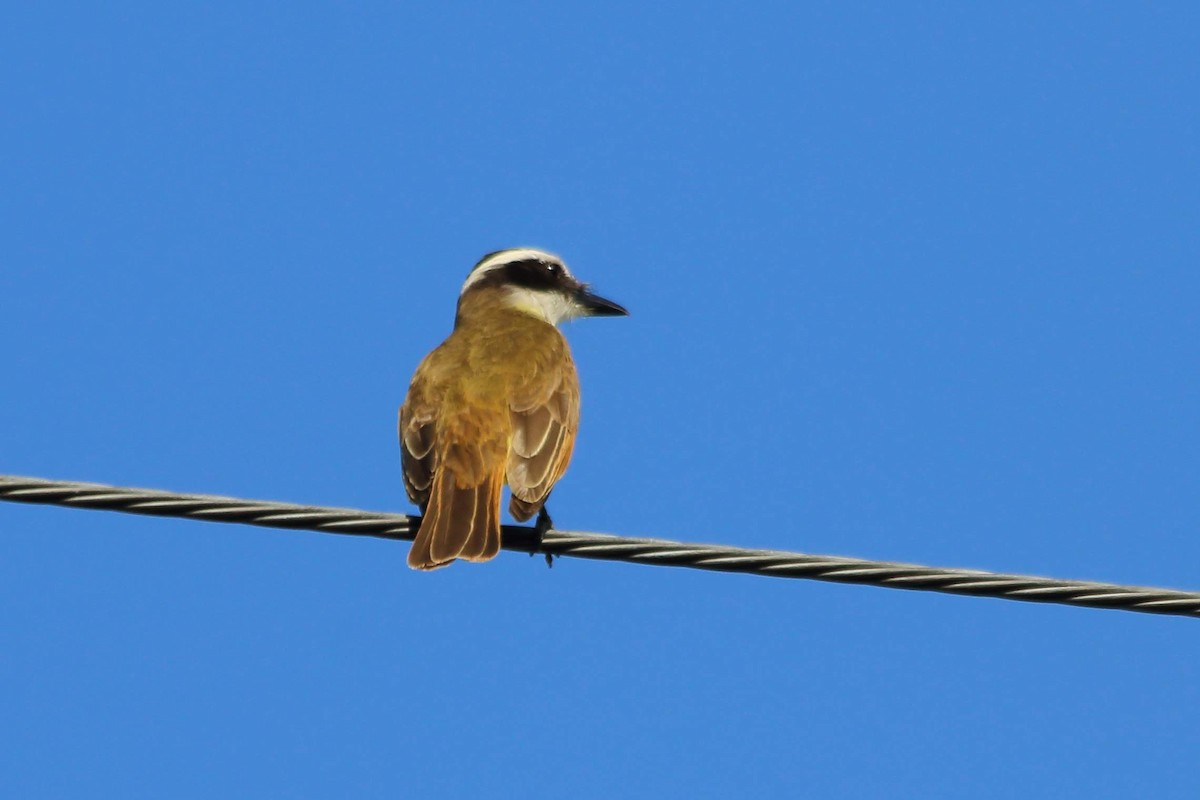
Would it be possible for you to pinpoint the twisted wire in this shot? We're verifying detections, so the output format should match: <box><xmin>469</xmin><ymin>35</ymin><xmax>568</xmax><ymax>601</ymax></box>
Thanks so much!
<box><xmin>1</xmin><ymin>474</ymin><xmax>1196</xmax><ymax>619</ymax></box>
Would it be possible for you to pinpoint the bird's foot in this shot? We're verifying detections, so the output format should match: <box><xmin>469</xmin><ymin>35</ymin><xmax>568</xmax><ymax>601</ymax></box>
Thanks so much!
<box><xmin>535</xmin><ymin>506</ymin><xmax>555</xmax><ymax>568</ymax></box>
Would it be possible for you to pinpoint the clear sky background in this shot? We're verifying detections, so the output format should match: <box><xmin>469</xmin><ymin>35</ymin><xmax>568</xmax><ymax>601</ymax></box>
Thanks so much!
<box><xmin>2</xmin><ymin>3</ymin><xmax>1198</xmax><ymax>797</ymax></box>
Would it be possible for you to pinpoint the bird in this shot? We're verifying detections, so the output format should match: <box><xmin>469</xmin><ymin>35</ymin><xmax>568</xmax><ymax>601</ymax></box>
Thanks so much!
<box><xmin>399</xmin><ymin>248</ymin><xmax>628</xmax><ymax>570</ymax></box>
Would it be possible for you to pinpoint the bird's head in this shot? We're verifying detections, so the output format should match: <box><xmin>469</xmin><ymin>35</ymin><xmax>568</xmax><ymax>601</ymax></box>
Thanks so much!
<box><xmin>457</xmin><ymin>248</ymin><xmax>628</xmax><ymax>326</ymax></box>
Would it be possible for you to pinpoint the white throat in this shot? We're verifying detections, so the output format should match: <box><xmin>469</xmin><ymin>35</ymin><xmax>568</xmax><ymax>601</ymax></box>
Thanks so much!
<box><xmin>502</xmin><ymin>287</ymin><xmax>582</xmax><ymax>326</ymax></box>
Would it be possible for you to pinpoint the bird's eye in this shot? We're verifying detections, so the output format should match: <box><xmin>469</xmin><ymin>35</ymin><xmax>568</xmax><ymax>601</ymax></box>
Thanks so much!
<box><xmin>545</xmin><ymin>262</ymin><xmax>561</xmax><ymax>277</ymax></box>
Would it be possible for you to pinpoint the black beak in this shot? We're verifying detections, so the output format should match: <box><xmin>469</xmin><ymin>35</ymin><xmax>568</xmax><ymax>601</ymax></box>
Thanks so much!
<box><xmin>576</xmin><ymin>287</ymin><xmax>629</xmax><ymax>317</ymax></box>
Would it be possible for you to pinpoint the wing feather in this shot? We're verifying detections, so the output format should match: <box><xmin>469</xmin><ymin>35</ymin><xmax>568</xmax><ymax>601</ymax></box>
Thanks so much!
<box><xmin>506</xmin><ymin>362</ymin><xmax>580</xmax><ymax>521</ymax></box>
<box><xmin>399</xmin><ymin>405</ymin><xmax>436</xmax><ymax>506</ymax></box>
<box><xmin>511</xmin><ymin>404</ymin><xmax>555</xmax><ymax>459</ymax></box>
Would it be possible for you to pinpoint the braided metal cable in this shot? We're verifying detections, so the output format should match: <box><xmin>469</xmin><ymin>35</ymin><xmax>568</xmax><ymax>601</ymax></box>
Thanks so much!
<box><xmin>1</xmin><ymin>474</ymin><xmax>1196</xmax><ymax>619</ymax></box>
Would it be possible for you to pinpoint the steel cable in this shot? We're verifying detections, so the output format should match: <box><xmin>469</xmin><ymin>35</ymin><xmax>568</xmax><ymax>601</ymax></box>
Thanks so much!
<box><xmin>1</xmin><ymin>474</ymin><xmax>1196</xmax><ymax>618</ymax></box>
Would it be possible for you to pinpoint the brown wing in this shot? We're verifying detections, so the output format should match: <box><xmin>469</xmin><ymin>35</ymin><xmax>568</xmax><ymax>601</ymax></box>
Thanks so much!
<box><xmin>399</xmin><ymin>402</ymin><xmax>436</xmax><ymax>509</ymax></box>
<box><xmin>506</xmin><ymin>360</ymin><xmax>580</xmax><ymax>522</ymax></box>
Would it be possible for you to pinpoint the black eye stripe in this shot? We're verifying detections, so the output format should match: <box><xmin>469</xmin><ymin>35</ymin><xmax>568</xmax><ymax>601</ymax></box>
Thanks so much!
<box><xmin>464</xmin><ymin>255</ymin><xmax>569</xmax><ymax>293</ymax></box>
<box><xmin>499</xmin><ymin>259</ymin><xmax>562</xmax><ymax>290</ymax></box>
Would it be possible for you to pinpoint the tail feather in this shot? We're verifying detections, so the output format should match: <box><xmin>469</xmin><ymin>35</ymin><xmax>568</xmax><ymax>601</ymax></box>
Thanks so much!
<box><xmin>408</xmin><ymin>467</ymin><xmax>503</xmax><ymax>570</ymax></box>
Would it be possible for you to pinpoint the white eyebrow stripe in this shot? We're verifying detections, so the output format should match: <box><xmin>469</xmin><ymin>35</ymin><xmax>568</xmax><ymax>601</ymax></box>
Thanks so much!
<box><xmin>459</xmin><ymin>248</ymin><xmax>572</xmax><ymax>295</ymax></box>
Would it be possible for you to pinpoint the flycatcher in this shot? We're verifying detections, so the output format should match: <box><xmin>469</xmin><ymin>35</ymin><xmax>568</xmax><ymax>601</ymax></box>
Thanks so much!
<box><xmin>399</xmin><ymin>248</ymin><xmax>627</xmax><ymax>570</ymax></box>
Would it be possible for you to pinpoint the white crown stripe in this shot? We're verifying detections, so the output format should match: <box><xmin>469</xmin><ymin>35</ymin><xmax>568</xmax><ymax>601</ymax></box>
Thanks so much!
<box><xmin>459</xmin><ymin>248</ymin><xmax>573</xmax><ymax>295</ymax></box>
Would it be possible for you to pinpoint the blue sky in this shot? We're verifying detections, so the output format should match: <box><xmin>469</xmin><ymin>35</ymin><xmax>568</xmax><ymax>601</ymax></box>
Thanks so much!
<box><xmin>2</xmin><ymin>2</ymin><xmax>1198</xmax><ymax>797</ymax></box>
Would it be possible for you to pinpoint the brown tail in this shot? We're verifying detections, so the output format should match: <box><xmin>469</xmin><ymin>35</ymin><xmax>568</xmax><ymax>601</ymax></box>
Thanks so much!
<box><xmin>407</xmin><ymin>466</ymin><xmax>503</xmax><ymax>570</ymax></box>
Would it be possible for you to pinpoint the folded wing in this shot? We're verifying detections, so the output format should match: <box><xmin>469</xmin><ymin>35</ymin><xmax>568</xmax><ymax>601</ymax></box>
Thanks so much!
<box><xmin>507</xmin><ymin>364</ymin><xmax>580</xmax><ymax>521</ymax></box>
